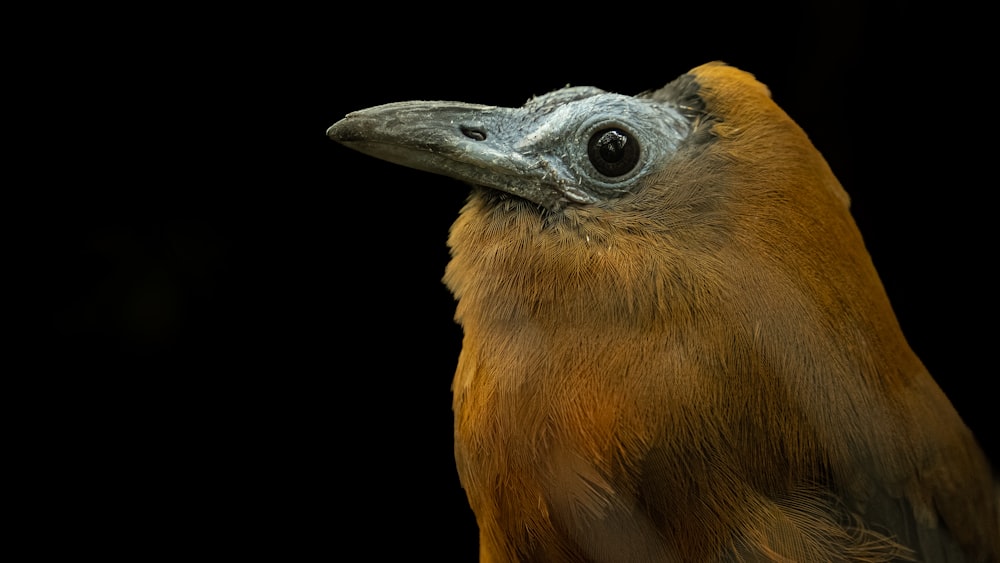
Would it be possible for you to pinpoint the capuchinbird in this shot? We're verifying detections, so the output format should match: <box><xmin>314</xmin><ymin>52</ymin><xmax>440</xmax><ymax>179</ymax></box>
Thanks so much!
<box><xmin>327</xmin><ymin>62</ymin><xmax>999</xmax><ymax>562</ymax></box>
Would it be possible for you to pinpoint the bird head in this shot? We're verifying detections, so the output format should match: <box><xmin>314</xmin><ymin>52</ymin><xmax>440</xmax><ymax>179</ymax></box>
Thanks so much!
<box><xmin>327</xmin><ymin>62</ymin><xmax>862</xmax><ymax>328</ymax></box>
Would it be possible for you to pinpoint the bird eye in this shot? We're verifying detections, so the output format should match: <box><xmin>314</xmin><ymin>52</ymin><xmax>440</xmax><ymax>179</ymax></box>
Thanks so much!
<box><xmin>587</xmin><ymin>128</ymin><xmax>640</xmax><ymax>177</ymax></box>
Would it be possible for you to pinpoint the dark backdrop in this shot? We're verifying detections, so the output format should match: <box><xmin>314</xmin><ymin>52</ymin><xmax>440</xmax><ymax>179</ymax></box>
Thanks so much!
<box><xmin>39</xmin><ymin>3</ymin><xmax>993</xmax><ymax>559</ymax></box>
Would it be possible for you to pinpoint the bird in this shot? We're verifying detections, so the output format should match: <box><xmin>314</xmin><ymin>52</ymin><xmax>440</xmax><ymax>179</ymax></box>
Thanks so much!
<box><xmin>327</xmin><ymin>62</ymin><xmax>999</xmax><ymax>562</ymax></box>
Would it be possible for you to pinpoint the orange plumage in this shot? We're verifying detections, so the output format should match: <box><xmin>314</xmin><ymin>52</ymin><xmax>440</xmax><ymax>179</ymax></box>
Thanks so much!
<box><xmin>330</xmin><ymin>62</ymin><xmax>999</xmax><ymax>562</ymax></box>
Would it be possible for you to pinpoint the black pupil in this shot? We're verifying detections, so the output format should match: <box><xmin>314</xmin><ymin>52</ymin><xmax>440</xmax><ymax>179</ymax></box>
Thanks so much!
<box><xmin>588</xmin><ymin>128</ymin><xmax>640</xmax><ymax>177</ymax></box>
<box><xmin>598</xmin><ymin>130</ymin><xmax>627</xmax><ymax>162</ymax></box>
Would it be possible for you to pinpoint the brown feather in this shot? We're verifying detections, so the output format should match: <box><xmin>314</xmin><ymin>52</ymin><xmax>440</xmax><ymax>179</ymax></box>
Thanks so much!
<box><xmin>326</xmin><ymin>60</ymin><xmax>998</xmax><ymax>562</ymax></box>
<box><xmin>443</xmin><ymin>62</ymin><xmax>998</xmax><ymax>561</ymax></box>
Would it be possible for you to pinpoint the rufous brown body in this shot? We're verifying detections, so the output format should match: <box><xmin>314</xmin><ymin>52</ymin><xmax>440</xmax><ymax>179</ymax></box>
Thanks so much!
<box><xmin>329</xmin><ymin>62</ymin><xmax>999</xmax><ymax>562</ymax></box>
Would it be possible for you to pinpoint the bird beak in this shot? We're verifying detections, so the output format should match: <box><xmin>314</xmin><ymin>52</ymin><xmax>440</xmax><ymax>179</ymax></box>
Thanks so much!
<box><xmin>327</xmin><ymin>100</ymin><xmax>594</xmax><ymax>210</ymax></box>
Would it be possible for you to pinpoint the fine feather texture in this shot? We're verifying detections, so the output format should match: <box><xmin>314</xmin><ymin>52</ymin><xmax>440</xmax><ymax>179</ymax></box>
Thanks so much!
<box><xmin>329</xmin><ymin>61</ymin><xmax>999</xmax><ymax>562</ymax></box>
<box><xmin>443</xmin><ymin>63</ymin><xmax>998</xmax><ymax>562</ymax></box>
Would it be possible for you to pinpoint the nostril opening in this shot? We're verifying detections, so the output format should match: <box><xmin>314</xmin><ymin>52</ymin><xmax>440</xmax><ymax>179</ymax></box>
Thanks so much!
<box><xmin>461</xmin><ymin>125</ymin><xmax>487</xmax><ymax>141</ymax></box>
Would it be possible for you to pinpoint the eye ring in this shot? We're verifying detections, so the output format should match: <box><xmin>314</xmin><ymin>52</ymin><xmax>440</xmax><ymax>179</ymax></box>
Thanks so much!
<box><xmin>587</xmin><ymin>127</ymin><xmax>640</xmax><ymax>177</ymax></box>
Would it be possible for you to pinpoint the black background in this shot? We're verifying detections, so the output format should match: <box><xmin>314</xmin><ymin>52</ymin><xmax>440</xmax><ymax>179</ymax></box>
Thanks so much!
<box><xmin>38</xmin><ymin>3</ymin><xmax>994</xmax><ymax>559</ymax></box>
